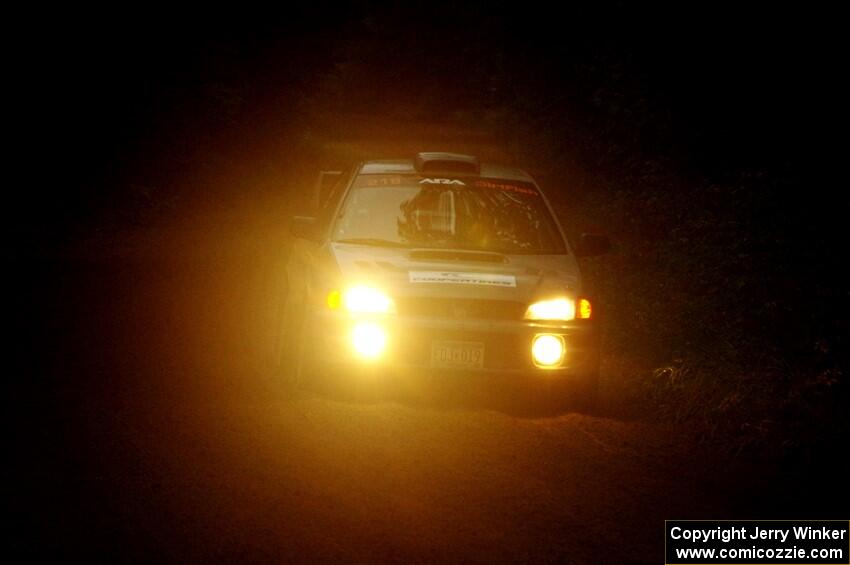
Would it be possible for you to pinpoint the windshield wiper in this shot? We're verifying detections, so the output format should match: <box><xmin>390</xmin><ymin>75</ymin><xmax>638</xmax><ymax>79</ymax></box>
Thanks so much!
<box><xmin>335</xmin><ymin>238</ymin><xmax>409</xmax><ymax>248</ymax></box>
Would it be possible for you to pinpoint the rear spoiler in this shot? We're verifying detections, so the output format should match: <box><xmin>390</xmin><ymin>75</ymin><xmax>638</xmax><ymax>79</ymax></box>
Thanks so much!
<box><xmin>414</xmin><ymin>152</ymin><xmax>480</xmax><ymax>175</ymax></box>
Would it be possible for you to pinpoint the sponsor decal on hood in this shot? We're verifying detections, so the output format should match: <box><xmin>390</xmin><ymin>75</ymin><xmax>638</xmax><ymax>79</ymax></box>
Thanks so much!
<box><xmin>419</xmin><ymin>178</ymin><xmax>466</xmax><ymax>185</ymax></box>
<box><xmin>408</xmin><ymin>271</ymin><xmax>517</xmax><ymax>287</ymax></box>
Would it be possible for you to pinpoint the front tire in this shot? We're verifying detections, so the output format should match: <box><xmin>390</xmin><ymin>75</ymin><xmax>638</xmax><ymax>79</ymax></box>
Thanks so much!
<box><xmin>273</xmin><ymin>291</ymin><xmax>307</xmax><ymax>390</ymax></box>
<box><xmin>525</xmin><ymin>369</ymin><xmax>599</xmax><ymax>416</ymax></box>
<box><xmin>572</xmin><ymin>368</ymin><xmax>599</xmax><ymax>413</ymax></box>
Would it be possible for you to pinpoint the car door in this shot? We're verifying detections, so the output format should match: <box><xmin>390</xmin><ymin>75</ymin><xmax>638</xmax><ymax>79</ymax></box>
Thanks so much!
<box><xmin>279</xmin><ymin>168</ymin><xmax>354</xmax><ymax>350</ymax></box>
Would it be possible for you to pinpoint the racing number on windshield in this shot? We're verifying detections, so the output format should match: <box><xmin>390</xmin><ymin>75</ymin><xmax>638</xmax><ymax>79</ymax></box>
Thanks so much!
<box><xmin>366</xmin><ymin>176</ymin><xmax>402</xmax><ymax>187</ymax></box>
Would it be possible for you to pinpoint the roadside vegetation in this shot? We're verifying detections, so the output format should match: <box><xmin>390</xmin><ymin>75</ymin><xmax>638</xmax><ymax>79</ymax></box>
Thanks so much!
<box><xmin>36</xmin><ymin>4</ymin><xmax>845</xmax><ymax>468</ymax></box>
<box><xmin>299</xmin><ymin>7</ymin><xmax>847</xmax><ymax>464</ymax></box>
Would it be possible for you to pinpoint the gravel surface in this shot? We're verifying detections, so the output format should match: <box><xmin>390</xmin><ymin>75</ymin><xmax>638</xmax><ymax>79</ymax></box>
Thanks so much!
<box><xmin>14</xmin><ymin>219</ymin><xmax>752</xmax><ymax>564</ymax></box>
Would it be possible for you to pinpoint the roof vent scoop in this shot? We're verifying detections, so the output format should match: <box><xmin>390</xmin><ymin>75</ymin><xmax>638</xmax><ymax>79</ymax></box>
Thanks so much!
<box><xmin>414</xmin><ymin>152</ymin><xmax>480</xmax><ymax>175</ymax></box>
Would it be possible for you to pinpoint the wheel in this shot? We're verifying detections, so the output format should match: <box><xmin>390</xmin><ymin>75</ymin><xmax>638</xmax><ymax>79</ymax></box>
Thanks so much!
<box><xmin>272</xmin><ymin>289</ymin><xmax>307</xmax><ymax>390</ymax></box>
<box><xmin>526</xmin><ymin>369</ymin><xmax>599</xmax><ymax>416</ymax></box>
<box><xmin>572</xmin><ymin>367</ymin><xmax>599</xmax><ymax>413</ymax></box>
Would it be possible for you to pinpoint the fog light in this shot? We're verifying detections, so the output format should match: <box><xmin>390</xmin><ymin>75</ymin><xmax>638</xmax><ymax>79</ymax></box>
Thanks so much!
<box><xmin>531</xmin><ymin>334</ymin><xmax>565</xmax><ymax>367</ymax></box>
<box><xmin>351</xmin><ymin>322</ymin><xmax>387</xmax><ymax>359</ymax></box>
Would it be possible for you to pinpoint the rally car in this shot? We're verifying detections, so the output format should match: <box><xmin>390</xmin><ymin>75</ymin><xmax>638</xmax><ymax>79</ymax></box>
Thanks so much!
<box><xmin>275</xmin><ymin>152</ymin><xmax>610</xmax><ymax>406</ymax></box>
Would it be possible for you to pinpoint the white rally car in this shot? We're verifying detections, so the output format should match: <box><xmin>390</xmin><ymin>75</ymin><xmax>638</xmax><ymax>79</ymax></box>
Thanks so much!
<box><xmin>276</xmin><ymin>152</ymin><xmax>610</xmax><ymax>405</ymax></box>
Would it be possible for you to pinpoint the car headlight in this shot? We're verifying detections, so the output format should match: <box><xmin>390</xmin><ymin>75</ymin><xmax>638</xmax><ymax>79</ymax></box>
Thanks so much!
<box><xmin>524</xmin><ymin>297</ymin><xmax>592</xmax><ymax>321</ymax></box>
<box><xmin>525</xmin><ymin>298</ymin><xmax>575</xmax><ymax>320</ymax></box>
<box><xmin>328</xmin><ymin>286</ymin><xmax>396</xmax><ymax>314</ymax></box>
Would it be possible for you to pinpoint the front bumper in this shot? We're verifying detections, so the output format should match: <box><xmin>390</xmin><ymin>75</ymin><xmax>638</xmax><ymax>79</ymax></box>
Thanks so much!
<box><xmin>302</xmin><ymin>309</ymin><xmax>600</xmax><ymax>378</ymax></box>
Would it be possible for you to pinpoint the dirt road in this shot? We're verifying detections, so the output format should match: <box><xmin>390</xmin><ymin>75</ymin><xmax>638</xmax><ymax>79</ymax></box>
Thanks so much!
<box><xmin>14</xmin><ymin>214</ymin><xmax>773</xmax><ymax>564</ymax></box>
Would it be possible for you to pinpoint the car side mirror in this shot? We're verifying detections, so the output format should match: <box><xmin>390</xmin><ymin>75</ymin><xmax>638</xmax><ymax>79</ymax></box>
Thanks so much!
<box><xmin>290</xmin><ymin>216</ymin><xmax>318</xmax><ymax>240</ymax></box>
<box><xmin>574</xmin><ymin>233</ymin><xmax>611</xmax><ymax>257</ymax></box>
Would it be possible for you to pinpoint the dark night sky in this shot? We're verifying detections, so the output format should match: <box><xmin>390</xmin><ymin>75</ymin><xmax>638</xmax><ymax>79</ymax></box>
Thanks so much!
<box><xmin>12</xmin><ymin>2</ymin><xmax>842</xmax><ymax>239</ymax></box>
<box><xmin>9</xmin><ymin>7</ymin><xmax>848</xmax><ymax>561</ymax></box>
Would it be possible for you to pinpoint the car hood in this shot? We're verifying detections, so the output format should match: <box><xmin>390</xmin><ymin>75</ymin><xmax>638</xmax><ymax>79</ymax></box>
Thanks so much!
<box><xmin>327</xmin><ymin>242</ymin><xmax>583</xmax><ymax>303</ymax></box>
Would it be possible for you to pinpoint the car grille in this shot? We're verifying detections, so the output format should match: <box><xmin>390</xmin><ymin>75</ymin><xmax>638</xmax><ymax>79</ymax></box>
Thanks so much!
<box><xmin>394</xmin><ymin>298</ymin><xmax>525</xmax><ymax>320</ymax></box>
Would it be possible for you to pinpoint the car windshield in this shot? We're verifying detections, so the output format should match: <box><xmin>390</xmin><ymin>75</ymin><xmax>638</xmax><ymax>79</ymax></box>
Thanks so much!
<box><xmin>332</xmin><ymin>174</ymin><xmax>566</xmax><ymax>254</ymax></box>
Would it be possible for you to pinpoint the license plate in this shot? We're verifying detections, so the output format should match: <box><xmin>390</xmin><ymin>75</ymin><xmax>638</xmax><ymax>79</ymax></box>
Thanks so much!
<box><xmin>431</xmin><ymin>341</ymin><xmax>485</xmax><ymax>369</ymax></box>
